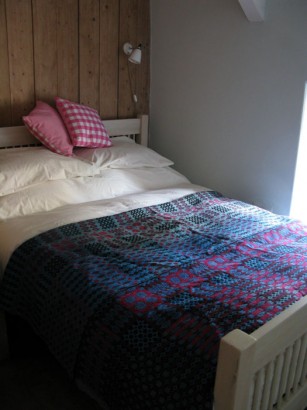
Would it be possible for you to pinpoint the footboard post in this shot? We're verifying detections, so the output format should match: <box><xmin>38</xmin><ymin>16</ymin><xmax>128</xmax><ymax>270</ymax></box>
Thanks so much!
<box><xmin>0</xmin><ymin>310</ymin><xmax>9</xmax><ymax>361</ymax></box>
<box><xmin>214</xmin><ymin>329</ymin><xmax>257</xmax><ymax>410</ymax></box>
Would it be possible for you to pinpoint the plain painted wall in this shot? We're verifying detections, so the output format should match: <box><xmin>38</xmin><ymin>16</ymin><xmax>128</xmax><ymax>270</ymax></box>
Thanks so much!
<box><xmin>150</xmin><ymin>0</ymin><xmax>307</xmax><ymax>215</ymax></box>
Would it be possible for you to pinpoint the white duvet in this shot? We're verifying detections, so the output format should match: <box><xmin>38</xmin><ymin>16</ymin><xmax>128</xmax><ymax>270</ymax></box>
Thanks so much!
<box><xmin>0</xmin><ymin>167</ymin><xmax>192</xmax><ymax>220</ymax></box>
<box><xmin>0</xmin><ymin>166</ymin><xmax>206</xmax><ymax>278</ymax></box>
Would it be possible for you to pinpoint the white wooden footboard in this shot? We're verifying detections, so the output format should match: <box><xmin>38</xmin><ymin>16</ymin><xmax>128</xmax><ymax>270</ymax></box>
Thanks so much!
<box><xmin>214</xmin><ymin>295</ymin><xmax>307</xmax><ymax>410</ymax></box>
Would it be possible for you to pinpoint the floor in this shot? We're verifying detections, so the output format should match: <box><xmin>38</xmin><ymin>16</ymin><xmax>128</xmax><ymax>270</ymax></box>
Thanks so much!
<box><xmin>0</xmin><ymin>315</ymin><xmax>101</xmax><ymax>410</ymax></box>
<box><xmin>0</xmin><ymin>354</ymin><xmax>102</xmax><ymax>410</ymax></box>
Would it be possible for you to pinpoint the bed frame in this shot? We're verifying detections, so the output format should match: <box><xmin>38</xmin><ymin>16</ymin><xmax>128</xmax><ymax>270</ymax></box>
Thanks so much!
<box><xmin>0</xmin><ymin>114</ymin><xmax>307</xmax><ymax>410</ymax></box>
<box><xmin>0</xmin><ymin>115</ymin><xmax>148</xmax><ymax>361</ymax></box>
<box><xmin>0</xmin><ymin>114</ymin><xmax>149</xmax><ymax>149</ymax></box>
<box><xmin>215</xmin><ymin>295</ymin><xmax>307</xmax><ymax>410</ymax></box>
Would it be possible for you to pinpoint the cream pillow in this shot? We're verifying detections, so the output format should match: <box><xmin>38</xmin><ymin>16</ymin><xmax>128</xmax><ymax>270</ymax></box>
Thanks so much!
<box><xmin>74</xmin><ymin>137</ymin><xmax>174</xmax><ymax>170</ymax></box>
<box><xmin>0</xmin><ymin>146</ymin><xmax>97</xmax><ymax>196</ymax></box>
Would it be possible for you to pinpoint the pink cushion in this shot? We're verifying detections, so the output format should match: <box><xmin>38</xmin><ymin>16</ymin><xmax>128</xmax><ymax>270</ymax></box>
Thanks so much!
<box><xmin>23</xmin><ymin>101</ymin><xmax>73</xmax><ymax>156</ymax></box>
<box><xmin>55</xmin><ymin>97</ymin><xmax>112</xmax><ymax>148</ymax></box>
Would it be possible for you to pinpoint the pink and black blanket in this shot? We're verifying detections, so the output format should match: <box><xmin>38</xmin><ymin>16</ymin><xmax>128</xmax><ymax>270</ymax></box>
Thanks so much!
<box><xmin>1</xmin><ymin>191</ymin><xmax>307</xmax><ymax>409</ymax></box>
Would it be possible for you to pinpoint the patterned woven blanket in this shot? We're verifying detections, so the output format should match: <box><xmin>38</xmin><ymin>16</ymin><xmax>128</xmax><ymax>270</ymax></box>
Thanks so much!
<box><xmin>1</xmin><ymin>191</ymin><xmax>307</xmax><ymax>409</ymax></box>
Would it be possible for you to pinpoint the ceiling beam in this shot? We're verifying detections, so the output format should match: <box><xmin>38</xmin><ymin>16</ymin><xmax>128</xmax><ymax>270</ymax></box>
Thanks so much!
<box><xmin>238</xmin><ymin>0</ymin><xmax>267</xmax><ymax>22</ymax></box>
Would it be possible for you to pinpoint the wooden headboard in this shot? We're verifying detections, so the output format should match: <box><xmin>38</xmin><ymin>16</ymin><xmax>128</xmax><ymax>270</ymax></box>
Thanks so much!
<box><xmin>0</xmin><ymin>1</ymin><xmax>150</xmax><ymax>126</ymax></box>
<box><xmin>0</xmin><ymin>115</ymin><xmax>149</xmax><ymax>148</ymax></box>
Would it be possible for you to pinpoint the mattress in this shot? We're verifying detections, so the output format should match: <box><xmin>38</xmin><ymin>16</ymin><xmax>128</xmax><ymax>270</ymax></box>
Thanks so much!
<box><xmin>1</xmin><ymin>190</ymin><xmax>307</xmax><ymax>409</ymax></box>
<box><xmin>1</xmin><ymin>138</ymin><xmax>307</xmax><ymax>409</ymax></box>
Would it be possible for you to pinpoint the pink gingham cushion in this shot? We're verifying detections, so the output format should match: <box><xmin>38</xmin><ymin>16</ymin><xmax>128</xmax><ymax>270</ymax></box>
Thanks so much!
<box><xmin>55</xmin><ymin>97</ymin><xmax>112</xmax><ymax>148</ymax></box>
<box><xmin>23</xmin><ymin>101</ymin><xmax>73</xmax><ymax>156</ymax></box>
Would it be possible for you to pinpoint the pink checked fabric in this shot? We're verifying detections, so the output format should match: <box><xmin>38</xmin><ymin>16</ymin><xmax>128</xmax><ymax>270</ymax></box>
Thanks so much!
<box><xmin>55</xmin><ymin>97</ymin><xmax>112</xmax><ymax>148</ymax></box>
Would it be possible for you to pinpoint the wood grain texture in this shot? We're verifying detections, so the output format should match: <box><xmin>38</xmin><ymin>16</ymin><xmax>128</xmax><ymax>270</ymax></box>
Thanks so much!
<box><xmin>118</xmin><ymin>0</ymin><xmax>138</xmax><ymax>118</ymax></box>
<box><xmin>56</xmin><ymin>0</ymin><xmax>79</xmax><ymax>102</ymax></box>
<box><xmin>0</xmin><ymin>0</ymin><xmax>11</xmax><ymax>126</ymax></box>
<box><xmin>79</xmin><ymin>0</ymin><xmax>100</xmax><ymax>111</ymax></box>
<box><xmin>136</xmin><ymin>0</ymin><xmax>150</xmax><ymax>116</ymax></box>
<box><xmin>100</xmin><ymin>0</ymin><xmax>119</xmax><ymax>119</ymax></box>
<box><xmin>1</xmin><ymin>0</ymin><xmax>150</xmax><ymax>125</ymax></box>
<box><xmin>32</xmin><ymin>0</ymin><xmax>58</xmax><ymax>105</ymax></box>
<box><xmin>6</xmin><ymin>0</ymin><xmax>35</xmax><ymax>124</ymax></box>
<box><xmin>118</xmin><ymin>0</ymin><xmax>149</xmax><ymax>118</ymax></box>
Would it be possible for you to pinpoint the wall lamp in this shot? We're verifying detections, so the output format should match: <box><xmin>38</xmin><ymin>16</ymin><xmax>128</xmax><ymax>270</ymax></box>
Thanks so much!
<box><xmin>123</xmin><ymin>43</ymin><xmax>142</xmax><ymax>64</ymax></box>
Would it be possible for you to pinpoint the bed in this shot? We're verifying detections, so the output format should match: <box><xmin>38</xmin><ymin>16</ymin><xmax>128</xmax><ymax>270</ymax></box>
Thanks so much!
<box><xmin>0</xmin><ymin>114</ymin><xmax>307</xmax><ymax>410</ymax></box>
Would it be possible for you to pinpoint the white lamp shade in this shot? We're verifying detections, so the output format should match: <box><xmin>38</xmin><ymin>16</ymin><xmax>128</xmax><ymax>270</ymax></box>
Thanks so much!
<box><xmin>128</xmin><ymin>48</ymin><xmax>142</xmax><ymax>64</ymax></box>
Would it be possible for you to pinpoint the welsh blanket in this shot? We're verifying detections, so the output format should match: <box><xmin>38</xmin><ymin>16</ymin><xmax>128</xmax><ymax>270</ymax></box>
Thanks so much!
<box><xmin>1</xmin><ymin>191</ymin><xmax>307</xmax><ymax>409</ymax></box>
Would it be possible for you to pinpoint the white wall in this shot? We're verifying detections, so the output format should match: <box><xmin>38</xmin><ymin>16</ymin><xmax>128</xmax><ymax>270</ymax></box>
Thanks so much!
<box><xmin>150</xmin><ymin>0</ymin><xmax>307</xmax><ymax>215</ymax></box>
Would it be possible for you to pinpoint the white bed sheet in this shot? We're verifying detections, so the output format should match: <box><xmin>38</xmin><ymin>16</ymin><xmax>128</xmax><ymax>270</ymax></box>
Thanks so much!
<box><xmin>0</xmin><ymin>167</ymin><xmax>191</xmax><ymax>220</ymax></box>
<box><xmin>0</xmin><ymin>165</ymin><xmax>206</xmax><ymax>278</ymax></box>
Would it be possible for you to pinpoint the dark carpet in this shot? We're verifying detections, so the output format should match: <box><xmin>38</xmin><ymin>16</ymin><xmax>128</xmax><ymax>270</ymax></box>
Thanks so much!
<box><xmin>0</xmin><ymin>314</ymin><xmax>101</xmax><ymax>410</ymax></box>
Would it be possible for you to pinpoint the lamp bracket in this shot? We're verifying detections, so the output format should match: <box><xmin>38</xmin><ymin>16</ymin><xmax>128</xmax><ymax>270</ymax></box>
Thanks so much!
<box><xmin>123</xmin><ymin>42</ymin><xmax>133</xmax><ymax>56</ymax></box>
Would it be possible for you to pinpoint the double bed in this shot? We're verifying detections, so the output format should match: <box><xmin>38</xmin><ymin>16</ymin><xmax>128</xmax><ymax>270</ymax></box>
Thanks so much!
<box><xmin>0</xmin><ymin>115</ymin><xmax>307</xmax><ymax>410</ymax></box>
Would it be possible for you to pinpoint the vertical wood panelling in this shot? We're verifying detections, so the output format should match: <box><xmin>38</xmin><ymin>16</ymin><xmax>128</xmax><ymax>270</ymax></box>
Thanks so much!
<box><xmin>100</xmin><ymin>0</ymin><xmax>119</xmax><ymax>119</ymax></box>
<box><xmin>6</xmin><ymin>0</ymin><xmax>34</xmax><ymax>124</ymax></box>
<box><xmin>118</xmin><ymin>0</ymin><xmax>139</xmax><ymax>118</ymax></box>
<box><xmin>33</xmin><ymin>0</ymin><xmax>58</xmax><ymax>105</ymax></box>
<box><xmin>79</xmin><ymin>0</ymin><xmax>100</xmax><ymax>111</ymax></box>
<box><xmin>0</xmin><ymin>0</ymin><xmax>11</xmax><ymax>126</ymax></box>
<box><xmin>57</xmin><ymin>0</ymin><xmax>79</xmax><ymax>102</ymax></box>
<box><xmin>136</xmin><ymin>0</ymin><xmax>150</xmax><ymax>116</ymax></box>
<box><xmin>1</xmin><ymin>0</ymin><xmax>149</xmax><ymax>125</ymax></box>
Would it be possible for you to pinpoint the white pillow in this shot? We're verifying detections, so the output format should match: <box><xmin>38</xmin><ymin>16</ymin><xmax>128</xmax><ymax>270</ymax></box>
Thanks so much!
<box><xmin>0</xmin><ymin>167</ymin><xmax>190</xmax><ymax>220</ymax></box>
<box><xmin>73</xmin><ymin>137</ymin><xmax>174</xmax><ymax>169</ymax></box>
<box><xmin>0</xmin><ymin>146</ymin><xmax>97</xmax><ymax>196</ymax></box>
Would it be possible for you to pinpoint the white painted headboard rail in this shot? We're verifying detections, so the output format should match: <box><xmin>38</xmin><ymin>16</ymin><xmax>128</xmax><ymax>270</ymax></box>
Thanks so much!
<box><xmin>0</xmin><ymin>115</ymin><xmax>149</xmax><ymax>148</ymax></box>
